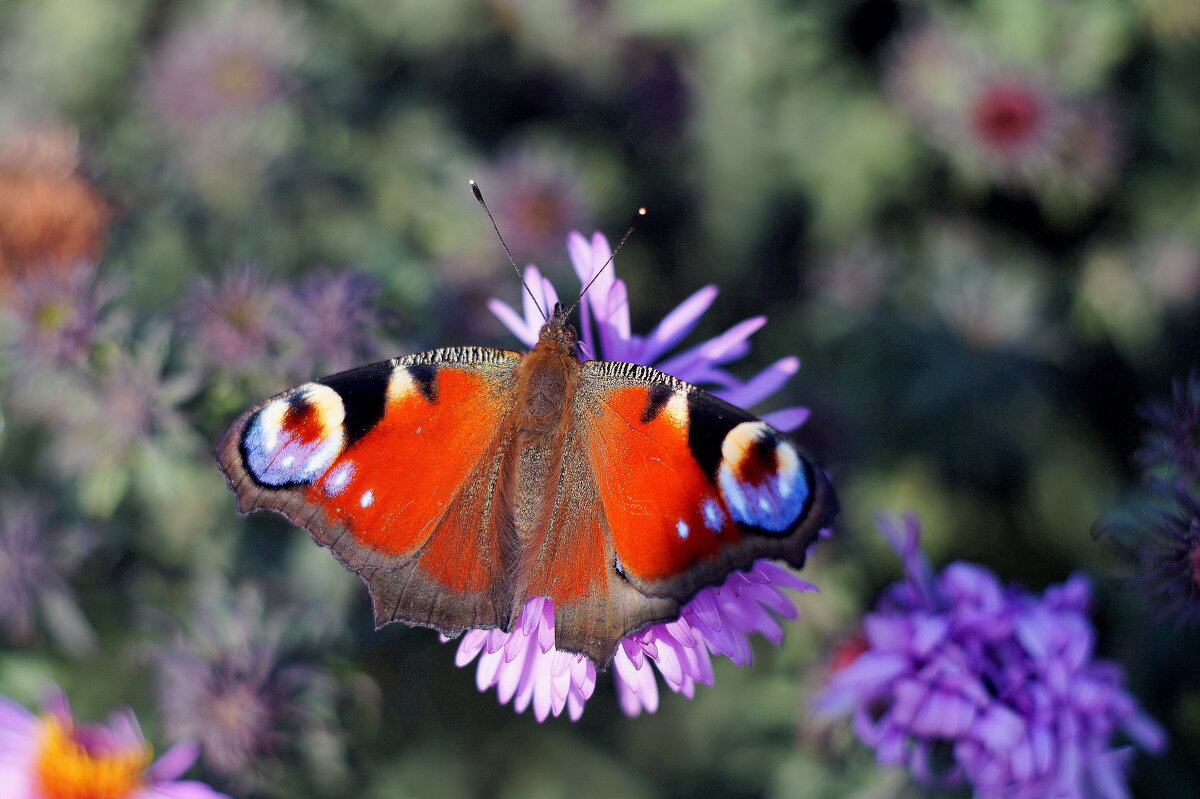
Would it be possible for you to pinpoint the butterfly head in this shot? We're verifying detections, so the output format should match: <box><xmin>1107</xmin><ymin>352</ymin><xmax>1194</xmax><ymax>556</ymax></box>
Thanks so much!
<box><xmin>537</xmin><ymin>302</ymin><xmax>579</xmax><ymax>352</ymax></box>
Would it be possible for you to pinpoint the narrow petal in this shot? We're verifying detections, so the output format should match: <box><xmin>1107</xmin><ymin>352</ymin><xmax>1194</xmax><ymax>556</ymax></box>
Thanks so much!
<box><xmin>486</xmin><ymin>298</ymin><xmax>538</xmax><ymax>348</ymax></box>
<box><xmin>137</xmin><ymin>783</ymin><xmax>232</xmax><ymax>799</ymax></box>
<box><xmin>148</xmin><ymin>741</ymin><xmax>200</xmax><ymax>782</ymax></box>
<box><xmin>715</xmin><ymin>357</ymin><xmax>801</xmax><ymax>409</ymax></box>
<box><xmin>639</xmin><ymin>285</ymin><xmax>720</xmax><ymax>364</ymax></box>
<box><xmin>760</xmin><ymin>406</ymin><xmax>811</xmax><ymax>432</ymax></box>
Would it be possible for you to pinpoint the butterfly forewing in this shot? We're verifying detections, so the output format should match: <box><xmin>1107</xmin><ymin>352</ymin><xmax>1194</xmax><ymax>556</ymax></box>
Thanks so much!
<box><xmin>216</xmin><ymin>347</ymin><xmax>523</xmax><ymax>635</ymax></box>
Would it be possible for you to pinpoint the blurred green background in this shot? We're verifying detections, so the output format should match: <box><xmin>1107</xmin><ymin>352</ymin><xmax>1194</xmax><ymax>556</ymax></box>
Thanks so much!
<box><xmin>1</xmin><ymin>0</ymin><xmax>1199</xmax><ymax>796</ymax></box>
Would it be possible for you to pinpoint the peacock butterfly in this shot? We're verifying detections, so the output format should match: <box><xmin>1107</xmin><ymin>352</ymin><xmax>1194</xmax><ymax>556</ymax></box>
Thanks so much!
<box><xmin>215</xmin><ymin>189</ymin><xmax>837</xmax><ymax>667</ymax></box>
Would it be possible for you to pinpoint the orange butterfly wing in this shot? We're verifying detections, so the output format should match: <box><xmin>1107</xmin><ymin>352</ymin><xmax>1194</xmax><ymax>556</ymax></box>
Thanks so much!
<box><xmin>216</xmin><ymin>347</ymin><xmax>522</xmax><ymax>635</ymax></box>
<box><xmin>574</xmin><ymin>361</ymin><xmax>834</xmax><ymax>601</ymax></box>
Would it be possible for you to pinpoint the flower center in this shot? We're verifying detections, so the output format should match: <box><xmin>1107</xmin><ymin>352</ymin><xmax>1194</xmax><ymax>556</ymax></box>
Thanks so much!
<box><xmin>518</xmin><ymin>189</ymin><xmax>564</xmax><ymax>237</ymax></box>
<box><xmin>34</xmin><ymin>715</ymin><xmax>151</xmax><ymax>799</ymax></box>
<box><xmin>970</xmin><ymin>82</ymin><xmax>1043</xmax><ymax>152</ymax></box>
<box><xmin>35</xmin><ymin>299</ymin><xmax>73</xmax><ymax>332</ymax></box>
<box><xmin>213</xmin><ymin>53</ymin><xmax>272</xmax><ymax>105</ymax></box>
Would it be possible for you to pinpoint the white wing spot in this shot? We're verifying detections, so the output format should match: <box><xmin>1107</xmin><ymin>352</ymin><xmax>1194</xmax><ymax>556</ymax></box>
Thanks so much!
<box><xmin>360</xmin><ymin>490</ymin><xmax>375</xmax><ymax>508</ymax></box>
<box><xmin>330</xmin><ymin>465</ymin><xmax>352</xmax><ymax>488</ymax></box>
<box><xmin>703</xmin><ymin>499</ymin><xmax>725</xmax><ymax>532</ymax></box>
<box><xmin>676</xmin><ymin>519</ymin><xmax>690</xmax><ymax>540</ymax></box>
<box><xmin>280</xmin><ymin>455</ymin><xmax>295</xmax><ymax>468</ymax></box>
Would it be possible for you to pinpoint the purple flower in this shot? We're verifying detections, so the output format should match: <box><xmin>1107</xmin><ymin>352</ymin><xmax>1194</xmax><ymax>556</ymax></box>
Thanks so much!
<box><xmin>147</xmin><ymin>582</ymin><xmax>340</xmax><ymax>789</ymax></box>
<box><xmin>139</xmin><ymin>1</ymin><xmax>305</xmax><ymax>197</ymax></box>
<box><xmin>48</xmin><ymin>324</ymin><xmax>198</xmax><ymax>482</ymax></box>
<box><xmin>142</xmin><ymin>1</ymin><xmax>302</xmax><ymax>132</ymax></box>
<box><xmin>445</xmin><ymin>231</ymin><xmax>820</xmax><ymax>721</ymax></box>
<box><xmin>0</xmin><ymin>491</ymin><xmax>95</xmax><ymax>655</ymax></box>
<box><xmin>813</xmin><ymin>514</ymin><xmax>1165</xmax><ymax>799</ymax></box>
<box><xmin>276</xmin><ymin>271</ymin><xmax>382</xmax><ymax>379</ymax></box>
<box><xmin>181</xmin><ymin>267</ymin><xmax>286</xmax><ymax>377</ymax></box>
<box><xmin>482</xmin><ymin>146</ymin><xmax>593</xmax><ymax>263</ymax></box>
<box><xmin>0</xmin><ymin>261</ymin><xmax>106</xmax><ymax>369</ymax></box>
<box><xmin>0</xmin><ymin>686</ymin><xmax>229</xmax><ymax>799</ymax></box>
<box><xmin>1136</xmin><ymin>370</ymin><xmax>1200</xmax><ymax>484</ymax></box>
<box><xmin>1099</xmin><ymin>373</ymin><xmax>1200</xmax><ymax>621</ymax></box>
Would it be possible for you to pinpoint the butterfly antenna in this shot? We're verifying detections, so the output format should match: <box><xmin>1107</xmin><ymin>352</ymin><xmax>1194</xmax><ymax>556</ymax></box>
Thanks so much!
<box><xmin>564</xmin><ymin>206</ymin><xmax>646</xmax><ymax>319</ymax></box>
<box><xmin>470</xmin><ymin>179</ymin><xmax>548</xmax><ymax>323</ymax></box>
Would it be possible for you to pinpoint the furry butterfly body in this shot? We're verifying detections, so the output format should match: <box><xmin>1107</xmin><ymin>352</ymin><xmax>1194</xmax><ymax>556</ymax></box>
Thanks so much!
<box><xmin>216</xmin><ymin>304</ymin><xmax>836</xmax><ymax>666</ymax></box>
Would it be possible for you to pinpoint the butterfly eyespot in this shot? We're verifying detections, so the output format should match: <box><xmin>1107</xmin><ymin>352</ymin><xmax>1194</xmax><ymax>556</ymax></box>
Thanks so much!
<box><xmin>242</xmin><ymin>383</ymin><xmax>346</xmax><ymax>487</ymax></box>
<box><xmin>716</xmin><ymin>422</ymin><xmax>810</xmax><ymax>533</ymax></box>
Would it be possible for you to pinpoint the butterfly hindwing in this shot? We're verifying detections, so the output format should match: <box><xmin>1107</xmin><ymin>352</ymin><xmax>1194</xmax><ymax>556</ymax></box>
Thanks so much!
<box><xmin>575</xmin><ymin>361</ymin><xmax>834</xmax><ymax>602</ymax></box>
<box><xmin>216</xmin><ymin>347</ymin><xmax>524</xmax><ymax>635</ymax></box>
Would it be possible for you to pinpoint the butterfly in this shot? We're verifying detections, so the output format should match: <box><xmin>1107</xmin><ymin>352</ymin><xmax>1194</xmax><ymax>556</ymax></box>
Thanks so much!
<box><xmin>215</xmin><ymin>196</ymin><xmax>837</xmax><ymax>668</ymax></box>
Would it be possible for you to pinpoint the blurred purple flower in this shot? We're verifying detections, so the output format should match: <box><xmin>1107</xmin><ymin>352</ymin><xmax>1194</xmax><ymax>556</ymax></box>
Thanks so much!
<box><xmin>813</xmin><ymin>514</ymin><xmax>1165</xmax><ymax>799</ymax></box>
<box><xmin>277</xmin><ymin>271</ymin><xmax>381</xmax><ymax>378</ymax></box>
<box><xmin>1099</xmin><ymin>373</ymin><xmax>1200</xmax><ymax>622</ymax></box>
<box><xmin>483</xmin><ymin>146</ymin><xmax>593</xmax><ymax>263</ymax></box>
<box><xmin>0</xmin><ymin>686</ymin><xmax>228</xmax><ymax>799</ymax></box>
<box><xmin>446</xmin><ymin>231</ymin><xmax>820</xmax><ymax>721</ymax></box>
<box><xmin>0</xmin><ymin>491</ymin><xmax>95</xmax><ymax>655</ymax></box>
<box><xmin>1106</xmin><ymin>486</ymin><xmax>1200</xmax><ymax>623</ymax></box>
<box><xmin>1136</xmin><ymin>370</ymin><xmax>1200</xmax><ymax>483</ymax></box>
<box><xmin>181</xmin><ymin>267</ymin><xmax>286</xmax><ymax>377</ymax></box>
<box><xmin>142</xmin><ymin>1</ymin><xmax>301</xmax><ymax>132</ymax></box>
<box><xmin>50</xmin><ymin>324</ymin><xmax>198</xmax><ymax>479</ymax></box>
<box><xmin>148</xmin><ymin>583</ymin><xmax>339</xmax><ymax>788</ymax></box>
<box><xmin>1</xmin><ymin>261</ymin><xmax>105</xmax><ymax>369</ymax></box>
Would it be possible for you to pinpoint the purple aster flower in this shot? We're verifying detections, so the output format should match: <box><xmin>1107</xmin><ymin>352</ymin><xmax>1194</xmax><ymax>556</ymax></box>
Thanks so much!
<box><xmin>49</xmin><ymin>324</ymin><xmax>198</xmax><ymax>481</ymax></box>
<box><xmin>1098</xmin><ymin>372</ymin><xmax>1200</xmax><ymax>621</ymax></box>
<box><xmin>1104</xmin><ymin>486</ymin><xmax>1200</xmax><ymax>623</ymax></box>
<box><xmin>181</xmin><ymin>267</ymin><xmax>287</xmax><ymax>377</ymax></box>
<box><xmin>147</xmin><ymin>582</ymin><xmax>340</xmax><ymax>789</ymax></box>
<box><xmin>1136</xmin><ymin>369</ymin><xmax>1200</xmax><ymax>484</ymax></box>
<box><xmin>276</xmin><ymin>271</ymin><xmax>382</xmax><ymax>379</ymax></box>
<box><xmin>446</xmin><ymin>231</ymin><xmax>820</xmax><ymax>721</ymax></box>
<box><xmin>0</xmin><ymin>261</ymin><xmax>106</xmax><ymax>369</ymax></box>
<box><xmin>482</xmin><ymin>146</ymin><xmax>593</xmax><ymax>264</ymax></box>
<box><xmin>140</xmin><ymin>1</ymin><xmax>305</xmax><ymax>197</ymax></box>
<box><xmin>813</xmin><ymin>514</ymin><xmax>1165</xmax><ymax>799</ymax></box>
<box><xmin>0</xmin><ymin>491</ymin><xmax>95</xmax><ymax>655</ymax></box>
<box><xmin>0</xmin><ymin>686</ymin><xmax>229</xmax><ymax>799</ymax></box>
<box><xmin>142</xmin><ymin>1</ymin><xmax>302</xmax><ymax>132</ymax></box>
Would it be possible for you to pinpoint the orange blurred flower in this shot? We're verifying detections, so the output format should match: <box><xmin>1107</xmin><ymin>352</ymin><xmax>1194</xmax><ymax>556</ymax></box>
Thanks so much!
<box><xmin>0</xmin><ymin>125</ymin><xmax>109</xmax><ymax>295</ymax></box>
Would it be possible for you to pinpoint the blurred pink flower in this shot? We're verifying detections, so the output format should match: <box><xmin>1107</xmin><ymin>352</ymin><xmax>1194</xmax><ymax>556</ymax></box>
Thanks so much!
<box><xmin>142</xmin><ymin>1</ymin><xmax>302</xmax><ymax>132</ymax></box>
<box><xmin>181</xmin><ymin>267</ymin><xmax>286</xmax><ymax>376</ymax></box>
<box><xmin>0</xmin><ymin>687</ymin><xmax>228</xmax><ymax>799</ymax></box>
<box><xmin>483</xmin><ymin>146</ymin><xmax>593</xmax><ymax>262</ymax></box>
<box><xmin>886</xmin><ymin>21</ymin><xmax>1119</xmax><ymax>201</ymax></box>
